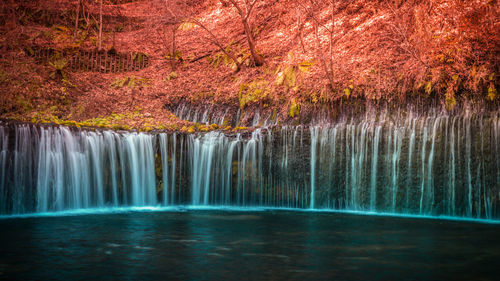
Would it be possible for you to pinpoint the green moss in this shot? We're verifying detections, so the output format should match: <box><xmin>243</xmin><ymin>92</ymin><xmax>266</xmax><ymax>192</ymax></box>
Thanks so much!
<box><xmin>233</xmin><ymin>126</ymin><xmax>248</xmax><ymax>131</ymax></box>
<box><xmin>288</xmin><ymin>98</ymin><xmax>300</xmax><ymax>118</ymax></box>
<box><xmin>424</xmin><ymin>81</ymin><xmax>432</xmax><ymax>95</ymax></box>
<box><xmin>488</xmin><ymin>84</ymin><xmax>497</xmax><ymax>101</ymax></box>
<box><xmin>275</xmin><ymin>57</ymin><xmax>315</xmax><ymax>89</ymax></box>
<box><xmin>61</xmin><ymin>120</ymin><xmax>79</xmax><ymax>127</ymax></box>
<box><xmin>166</xmin><ymin>71</ymin><xmax>178</xmax><ymax>81</ymax></box>
<box><xmin>343</xmin><ymin>88</ymin><xmax>351</xmax><ymax>98</ymax></box>
<box><xmin>170</xmin><ymin>124</ymin><xmax>179</xmax><ymax>131</ymax></box>
<box><xmin>111</xmin><ymin>124</ymin><xmax>123</xmax><ymax>130</ymax></box>
<box><xmin>238</xmin><ymin>79</ymin><xmax>270</xmax><ymax>109</ymax></box>
<box><xmin>111</xmin><ymin>76</ymin><xmax>151</xmax><ymax>89</ymax></box>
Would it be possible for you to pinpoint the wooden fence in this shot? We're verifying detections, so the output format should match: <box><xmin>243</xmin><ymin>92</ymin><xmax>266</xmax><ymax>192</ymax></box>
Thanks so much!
<box><xmin>27</xmin><ymin>46</ymin><xmax>150</xmax><ymax>73</ymax></box>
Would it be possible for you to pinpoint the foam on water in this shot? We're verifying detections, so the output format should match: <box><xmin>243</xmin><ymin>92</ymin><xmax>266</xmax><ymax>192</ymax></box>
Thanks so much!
<box><xmin>1</xmin><ymin>205</ymin><xmax>499</xmax><ymax>224</ymax></box>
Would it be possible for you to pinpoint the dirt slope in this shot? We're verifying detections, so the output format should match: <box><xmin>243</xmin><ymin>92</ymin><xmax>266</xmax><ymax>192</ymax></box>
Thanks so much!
<box><xmin>0</xmin><ymin>0</ymin><xmax>498</xmax><ymax>130</ymax></box>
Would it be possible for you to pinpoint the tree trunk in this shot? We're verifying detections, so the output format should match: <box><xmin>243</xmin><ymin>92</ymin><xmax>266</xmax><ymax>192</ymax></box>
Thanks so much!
<box><xmin>171</xmin><ymin>28</ymin><xmax>177</xmax><ymax>71</ymax></box>
<box><xmin>98</xmin><ymin>0</ymin><xmax>103</xmax><ymax>50</ymax></box>
<box><xmin>192</xmin><ymin>19</ymin><xmax>242</xmax><ymax>71</ymax></box>
<box><xmin>329</xmin><ymin>0</ymin><xmax>334</xmax><ymax>77</ymax></box>
<box><xmin>314</xmin><ymin>22</ymin><xmax>334</xmax><ymax>92</ymax></box>
<box><xmin>242</xmin><ymin>18</ymin><xmax>264</xmax><ymax>66</ymax></box>
<box><xmin>227</xmin><ymin>0</ymin><xmax>264</xmax><ymax>67</ymax></box>
<box><xmin>73</xmin><ymin>0</ymin><xmax>81</xmax><ymax>41</ymax></box>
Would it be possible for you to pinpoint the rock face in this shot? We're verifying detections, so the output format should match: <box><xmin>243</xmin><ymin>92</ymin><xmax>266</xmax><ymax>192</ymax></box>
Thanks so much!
<box><xmin>1</xmin><ymin>109</ymin><xmax>499</xmax><ymax>219</ymax></box>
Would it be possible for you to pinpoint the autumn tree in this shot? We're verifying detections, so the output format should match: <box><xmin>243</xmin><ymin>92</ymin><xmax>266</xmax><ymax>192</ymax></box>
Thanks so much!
<box><xmin>176</xmin><ymin>0</ymin><xmax>265</xmax><ymax>71</ymax></box>
<box><xmin>178</xmin><ymin>18</ymin><xmax>243</xmax><ymax>71</ymax></box>
<box><xmin>164</xmin><ymin>0</ymin><xmax>181</xmax><ymax>71</ymax></box>
<box><xmin>227</xmin><ymin>0</ymin><xmax>264</xmax><ymax>66</ymax></box>
<box><xmin>73</xmin><ymin>0</ymin><xmax>82</xmax><ymax>41</ymax></box>
<box><xmin>297</xmin><ymin>0</ymin><xmax>336</xmax><ymax>91</ymax></box>
<box><xmin>98</xmin><ymin>0</ymin><xmax>103</xmax><ymax>50</ymax></box>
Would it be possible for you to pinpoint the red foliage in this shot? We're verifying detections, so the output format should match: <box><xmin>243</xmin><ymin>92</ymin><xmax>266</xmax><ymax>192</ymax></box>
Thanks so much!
<box><xmin>0</xmin><ymin>0</ymin><xmax>498</xmax><ymax>126</ymax></box>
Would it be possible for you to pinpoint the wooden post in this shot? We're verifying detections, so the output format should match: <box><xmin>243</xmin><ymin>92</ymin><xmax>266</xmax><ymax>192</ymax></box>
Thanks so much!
<box><xmin>78</xmin><ymin>52</ymin><xmax>81</xmax><ymax>71</ymax></box>
<box><xmin>88</xmin><ymin>51</ymin><xmax>91</xmax><ymax>71</ymax></box>
<box><xmin>131</xmin><ymin>54</ymin><xmax>134</xmax><ymax>71</ymax></box>
<box><xmin>127</xmin><ymin>53</ymin><xmax>130</xmax><ymax>71</ymax></box>
<box><xmin>120</xmin><ymin>54</ymin><xmax>124</xmax><ymax>72</ymax></box>
<box><xmin>124</xmin><ymin>54</ymin><xmax>127</xmax><ymax>72</ymax></box>
<box><xmin>104</xmin><ymin>51</ymin><xmax>108</xmax><ymax>73</ymax></box>
<box><xmin>96</xmin><ymin>50</ymin><xmax>99</xmax><ymax>72</ymax></box>
<box><xmin>98</xmin><ymin>50</ymin><xmax>101</xmax><ymax>72</ymax></box>
<box><xmin>89</xmin><ymin>51</ymin><xmax>93</xmax><ymax>71</ymax></box>
<box><xmin>68</xmin><ymin>52</ymin><xmax>72</xmax><ymax>70</ymax></box>
<box><xmin>93</xmin><ymin>50</ymin><xmax>96</xmax><ymax>71</ymax></box>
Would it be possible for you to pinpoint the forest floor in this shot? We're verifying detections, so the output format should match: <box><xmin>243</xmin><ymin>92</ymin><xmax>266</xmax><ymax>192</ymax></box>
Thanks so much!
<box><xmin>0</xmin><ymin>0</ymin><xmax>498</xmax><ymax>132</ymax></box>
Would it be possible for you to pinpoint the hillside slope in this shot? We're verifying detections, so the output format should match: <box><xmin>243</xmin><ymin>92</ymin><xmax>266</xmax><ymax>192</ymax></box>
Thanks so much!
<box><xmin>0</xmin><ymin>0</ymin><xmax>498</xmax><ymax>130</ymax></box>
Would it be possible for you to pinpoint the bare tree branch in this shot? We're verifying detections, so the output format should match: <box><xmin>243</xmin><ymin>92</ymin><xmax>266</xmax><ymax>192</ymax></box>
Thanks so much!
<box><xmin>98</xmin><ymin>0</ymin><xmax>103</xmax><ymax>50</ymax></box>
<box><xmin>73</xmin><ymin>0</ymin><xmax>81</xmax><ymax>41</ymax></box>
<box><xmin>228</xmin><ymin>0</ymin><xmax>264</xmax><ymax>66</ymax></box>
<box><xmin>189</xmin><ymin>18</ymin><xmax>242</xmax><ymax>71</ymax></box>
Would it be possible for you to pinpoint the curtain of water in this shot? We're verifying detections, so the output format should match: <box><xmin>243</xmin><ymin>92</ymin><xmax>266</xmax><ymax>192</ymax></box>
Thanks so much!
<box><xmin>0</xmin><ymin>111</ymin><xmax>499</xmax><ymax>219</ymax></box>
<box><xmin>0</xmin><ymin>127</ymin><xmax>8</xmax><ymax>213</ymax></box>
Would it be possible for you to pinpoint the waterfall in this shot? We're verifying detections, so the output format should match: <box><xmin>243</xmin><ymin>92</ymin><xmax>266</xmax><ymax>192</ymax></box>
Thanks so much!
<box><xmin>370</xmin><ymin>125</ymin><xmax>381</xmax><ymax>210</ymax></box>
<box><xmin>13</xmin><ymin>125</ymin><xmax>37</xmax><ymax>214</ymax></box>
<box><xmin>0</xmin><ymin>110</ymin><xmax>499</xmax><ymax>220</ymax></box>
<box><xmin>4</xmin><ymin>127</ymin><xmax>160</xmax><ymax>212</ymax></box>
<box><xmin>310</xmin><ymin>127</ymin><xmax>319</xmax><ymax>208</ymax></box>
<box><xmin>159</xmin><ymin>133</ymin><xmax>169</xmax><ymax>205</ymax></box>
<box><xmin>190</xmin><ymin>132</ymin><xmax>221</xmax><ymax>205</ymax></box>
<box><xmin>0</xmin><ymin>127</ymin><xmax>8</xmax><ymax>213</ymax></box>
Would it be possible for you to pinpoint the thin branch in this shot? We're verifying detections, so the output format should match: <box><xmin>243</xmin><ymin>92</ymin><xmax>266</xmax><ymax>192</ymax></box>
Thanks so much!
<box><xmin>228</xmin><ymin>0</ymin><xmax>244</xmax><ymax>17</ymax></box>
<box><xmin>98</xmin><ymin>0</ymin><xmax>103</xmax><ymax>50</ymax></box>
<box><xmin>73</xmin><ymin>0</ymin><xmax>81</xmax><ymax>41</ymax></box>
<box><xmin>189</xmin><ymin>18</ymin><xmax>242</xmax><ymax>71</ymax></box>
<box><xmin>245</xmin><ymin>0</ymin><xmax>258</xmax><ymax>20</ymax></box>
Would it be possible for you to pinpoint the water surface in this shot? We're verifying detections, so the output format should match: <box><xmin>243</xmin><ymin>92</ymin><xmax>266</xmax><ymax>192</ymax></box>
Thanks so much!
<box><xmin>1</xmin><ymin>209</ymin><xmax>499</xmax><ymax>280</ymax></box>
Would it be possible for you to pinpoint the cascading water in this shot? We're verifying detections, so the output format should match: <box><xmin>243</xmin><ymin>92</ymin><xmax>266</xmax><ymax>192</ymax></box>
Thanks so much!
<box><xmin>0</xmin><ymin>110</ymin><xmax>499</xmax><ymax>219</ymax></box>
